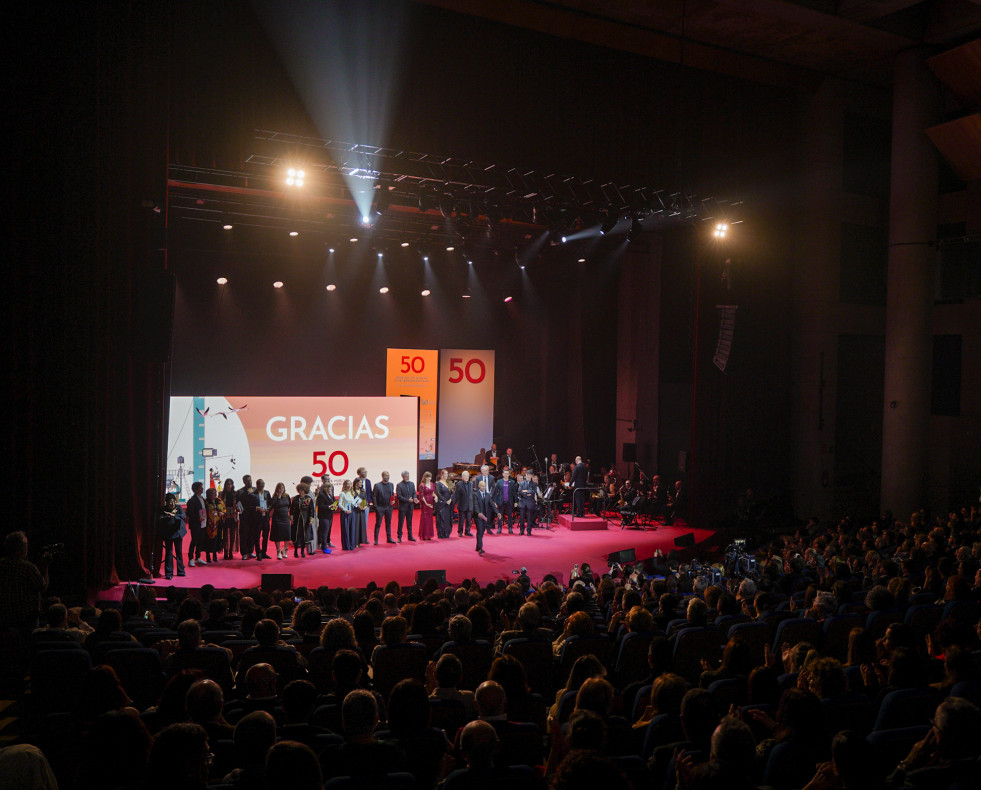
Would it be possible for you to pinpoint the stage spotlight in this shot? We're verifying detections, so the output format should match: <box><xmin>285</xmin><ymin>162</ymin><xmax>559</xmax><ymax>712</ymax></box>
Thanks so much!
<box><xmin>423</xmin><ymin>255</ymin><xmax>429</xmax><ymax>262</ymax></box>
<box><xmin>503</xmin><ymin>295</ymin><xmax>513</xmax><ymax>303</ymax></box>
<box><xmin>446</xmin><ymin>245</ymin><xmax>455</xmax><ymax>252</ymax></box>
<box><xmin>421</xmin><ymin>289</ymin><xmax>431</xmax><ymax>296</ymax></box>
<box><xmin>350</xmin><ymin>237</ymin><xmax>359</xmax><ymax>243</ymax></box>
<box><xmin>328</xmin><ymin>247</ymin><xmax>335</xmax><ymax>254</ymax></box>
<box><xmin>600</xmin><ymin>212</ymin><xmax>618</xmax><ymax>235</ymax></box>
<box><xmin>216</xmin><ymin>277</ymin><xmax>228</xmax><ymax>285</ymax></box>
<box><xmin>362</xmin><ymin>215</ymin><xmax>371</xmax><ymax>226</ymax></box>
<box><xmin>714</xmin><ymin>222</ymin><xmax>728</xmax><ymax>238</ymax></box>
<box><xmin>519</xmin><ymin>264</ymin><xmax>525</xmax><ymax>270</ymax></box>
<box><xmin>289</xmin><ymin>231</ymin><xmax>299</xmax><ymax>237</ymax></box>
<box><xmin>222</xmin><ymin>224</ymin><xmax>233</xmax><ymax>231</ymax></box>
<box><xmin>578</xmin><ymin>258</ymin><xmax>586</xmax><ymax>263</ymax></box>
<box><xmin>379</xmin><ymin>286</ymin><xmax>390</xmax><ymax>294</ymax></box>
<box><xmin>378</xmin><ymin>252</ymin><xmax>383</xmax><ymax>259</ymax></box>
<box><xmin>461</xmin><ymin>288</ymin><xmax>472</xmax><ymax>299</ymax></box>
<box><xmin>401</xmin><ymin>241</ymin><xmax>410</xmax><ymax>248</ymax></box>
<box><xmin>286</xmin><ymin>168</ymin><xmax>305</xmax><ymax>187</ymax></box>
<box><xmin>273</xmin><ymin>281</ymin><xmax>284</xmax><ymax>289</ymax></box>
<box><xmin>325</xmin><ymin>284</ymin><xmax>337</xmax><ymax>292</ymax></box>
<box><xmin>468</xmin><ymin>260</ymin><xmax>473</xmax><ymax>266</ymax></box>
<box><xmin>561</xmin><ymin>235</ymin><xmax>567</xmax><ymax>243</ymax></box>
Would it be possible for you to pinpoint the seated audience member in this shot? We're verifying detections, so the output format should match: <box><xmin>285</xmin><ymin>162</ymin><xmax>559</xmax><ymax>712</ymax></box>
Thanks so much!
<box><xmin>76</xmin><ymin>709</ymin><xmax>152</xmax><ymax>790</ymax></box>
<box><xmin>185</xmin><ymin>678</ymin><xmax>234</xmax><ymax>743</ymax></box>
<box><xmin>278</xmin><ymin>679</ymin><xmax>329</xmax><ymax>746</ymax></box>
<box><xmin>551</xmin><ymin>749</ymin><xmax>629</xmax><ymax>790</ymax></box>
<box><xmin>224</xmin><ymin>663</ymin><xmax>280</xmax><ymax>723</ymax></box>
<box><xmin>488</xmin><ymin>654</ymin><xmax>546</xmax><ymax>728</ymax></box>
<box><xmin>648</xmin><ymin>688</ymin><xmax>719</xmax><ymax>790</ymax></box>
<box><xmin>890</xmin><ymin>696</ymin><xmax>981</xmax><ymax>788</ymax></box>
<box><xmin>430</xmin><ymin>653</ymin><xmax>476</xmax><ymax>716</ymax></box>
<box><xmin>495</xmin><ymin>602</ymin><xmax>553</xmax><ymax>655</ymax></box>
<box><xmin>74</xmin><ymin>665</ymin><xmax>140</xmax><ymax>726</ymax></box>
<box><xmin>166</xmin><ymin>619</ymin><xmax>235</xmax><ymax>687</ymax></box>
<box><xmin>676</xmin><ymin>716</ymin><xmax>759</xmax><ymax>790</ymax></box>
<box><xmin>142</xmin><ymin>669</ymin><xmax>205</xmax><ymax>734</ymax></box>
<box><xmin>621</xmin><ymin>635</ymin><xmax>674</xmax><ymax>717</ymax></box>
<box><xmin>440</xmin><ymin>719</ymin><xmax>539</xmax><ymax>790</ymax></box>
<box><xmin>386</xmin><ymin>679</ymin><xmax>452</xmax><ymax>788</ymax></box>
<box><xmin>699</xmin><ymin>636</ymin><xmax>755</xmax><ymax>688</ymax></box>
<box><xmin>222</xmin><ymin>710</ymin><xmax>277</xmax><ymax>790</ymax></box>
<box><xmin>465</xmin><ymin>680</ymin><xmax>543</xmax><ymax>768</ymax></box>
<box><xmin>201</xmin><ymin>597</ymin><xmax>231</xmax><ymax>631</ymax></box>
<box><xmin>34</xmin><ymin>602</ymin><xmax>88</xmax><ymax>642</ymax></box>
<box><xmin>148</xmin><ymin>722</ymin><xmax>212</xmax><ymax>790</ymax></box>
<box><xmin>319</xmin><ymin>688</ymin><xmax>406</xmax><ymax>780</ymax></box>
<box><xmin>803</xmin><ymin>730</ymin><xmax>884</xmax><ymax>790</ymax></box>
<box><xmin>552</xmin><ymin>610</ymin><xmax>595</xmax><ymax>658</ymax></box>
<box><xmin>549</xmin><ymin>654</ymin><xmax>607</xmax><ymax>732</ymax></box>
<box><xmin>265</xmin><ymin>740</ymin><xmax>322</xmax><ymax>790</ymax></box>
<box><xmin>746</xmin><ymin>688</ymin><xmax>828</xmax><ymax>787</ymax></box>
<box><xmin>237</xmin><ymin>618</ymin><xmax>301</xmax><ymax>680</ymax></box>
<box><xmin>84</xmin><ymin>608</ymin><xmax>136</xmax><ymax>654</ymax></box>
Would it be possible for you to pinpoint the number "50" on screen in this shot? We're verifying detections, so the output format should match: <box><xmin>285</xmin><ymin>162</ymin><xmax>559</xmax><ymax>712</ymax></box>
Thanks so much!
<box><xmin>448</xmin><ymin>357</ymin><xmax>486</xmax><ymax>384</ymax></box>
<box><xmin>313</xmin><ymin>451</ymin><xmax>348</xmax><ymax>477</ymax></box>
<box><xmin>400</xmin><ymin>355</ymin><xmax>426</xmax><ymax>373</ymax></box>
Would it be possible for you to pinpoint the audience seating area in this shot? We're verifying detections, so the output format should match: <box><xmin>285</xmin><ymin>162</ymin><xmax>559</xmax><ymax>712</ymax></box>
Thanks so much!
<box><xmin>2</xmin><ymin>505</ymin><xmax>981</xmax><ymax>789</ymax></box>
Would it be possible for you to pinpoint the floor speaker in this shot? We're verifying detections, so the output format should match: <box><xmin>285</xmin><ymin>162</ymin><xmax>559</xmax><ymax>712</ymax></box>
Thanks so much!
<box><xmin>673</xmin><ymin>533</ymin><xmax>696</xmax><ymax>548</ymax></box>
<box><xmin>260</xmin><ymin>573</ymin><xmax>294</xmax><ymax>593</ymax></box>
<box><xmin>415</xmin><ymin>569</ymin><xmax>446</xmax><ymax>586</ymax></box>
<box><xmin>607</xmin><ymin>548</ymin><xmax>637</xmax><ymax>566</ymax></box>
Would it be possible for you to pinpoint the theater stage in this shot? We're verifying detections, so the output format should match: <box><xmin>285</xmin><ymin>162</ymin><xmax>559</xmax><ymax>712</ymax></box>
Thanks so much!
<box><xmin>120</xmin><ymin>517</ymin><xmax>719</xmax><ymax>596</ymax></box>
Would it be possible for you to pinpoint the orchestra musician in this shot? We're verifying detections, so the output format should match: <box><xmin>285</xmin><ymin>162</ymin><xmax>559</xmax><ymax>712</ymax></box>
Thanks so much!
<box><xmin>500</xmin><ymin>447</ymin><xmax>518</xmax><ymax>472</ymax></box>
<box><xmin>372</xmin><ymin>471</ymin><xmax>396</xmax><ymax>545</ymax></box>
<box><xmin>493</xmin><ymin>468</ymin><xmax>518</xmax><ymax>534</ymax></box>
<box><xmin>435</xmin><ymin>469</ymin><xmax>453</xmax><ymax>538</ymax></box>
<box><xmin>453</xmin><ymin>470</ymin><xmax>473</xmax><ymax>537</ymax></box>
<box><xmin>571</xmin><ymin>456</ymin><xmax>589</xmax><ymax>517</ymax></box>
<box><xmin>516</xmin><ymin>471</ymin><xmax>538</xmax><ymax>535</ymax></box>
<box><xmin>484</xmin><ymin>443</ymin><xmax>499</xmax><ymax>470</ymax></box>
<box><xmin>396</xmin><ymin>471</ymin><xmax>418</xmax><ymax>542</ymax></box>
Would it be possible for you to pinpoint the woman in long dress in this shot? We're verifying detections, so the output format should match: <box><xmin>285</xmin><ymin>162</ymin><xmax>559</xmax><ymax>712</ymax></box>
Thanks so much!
<box><xmin>203</xmin><ymin>487</ymin><xmax>225</xmax><ymax>564</ymax></box>
<box><xmin>435</xmin><ymin>469</ymin><xmax>453</xmax><ymax>539</ymax></box>
<box><xmin>269</xmin><ymin>482</ymin><xmax>292</xmax><ymax>559</ymax></box>
<box><xmin>290</xmin><ymin>482</ymin><xmax>316</xmax><ymax>558</ymax></box>
<box><xmin>337</xmin><ymin>479</ymin><xmax>355</xmax><ymax>550</ymax></box>
<box><xmin>254</xmin><ymin>478</ymin><xmax>271</xmax><ymax>560</ymax></box>
<box><xmin>352</xmin><ymin>478</ymin><xmax>368</xmax><ymax>547</ymax></box>
<box><xmin>220</xmin><ymin>478</ymin><xmax>238</xmax><ymax>559</ymax></box>
<box><xmin>418</xmin><ymin>471</ymin><xmax>435</xmax><ymax>541</ymax></box>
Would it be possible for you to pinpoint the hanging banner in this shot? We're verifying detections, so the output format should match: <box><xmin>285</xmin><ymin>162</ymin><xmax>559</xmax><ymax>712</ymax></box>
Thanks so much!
<box><xmin>386</xmin><ymin>348</ymin><xmax>439</xmax><ymax>460</ymax></box>
<box><xmin>713</xmin><ymin>305</ymin><xmax>738</xmax><ymax>372</ymax></box>
<box><xmin>437</xmin><ymin>349</ymin><xmax>495</xmax><ymax>469</ymax></box>
<box><xmin>166</xmin><ymin>396</ymin><xmax>418</xmax><ymax>500</ymax></box>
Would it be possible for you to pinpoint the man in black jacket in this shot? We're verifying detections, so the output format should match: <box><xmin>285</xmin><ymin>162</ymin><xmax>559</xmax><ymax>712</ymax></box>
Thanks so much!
<box><xmin>395</xmin><ymin>471</ymin><xmax>417</xmax><ymax>542</ymax></box>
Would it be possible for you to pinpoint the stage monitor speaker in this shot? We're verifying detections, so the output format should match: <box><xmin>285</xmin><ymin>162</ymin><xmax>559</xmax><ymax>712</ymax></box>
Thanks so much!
<box><xmin>260</xmin><ymin>573</ymin><xmax>294</xmax><ymax>593</ymax></box>
<box><xmin>623</xmin><ymin>443</ymin><xmax>637</xmax><ymax>463</ymax></box>
<box><xmin>415</xmin><ymin>569</ymin><xmax>447</xmax><ymax>586</ymax></box>
<box><xmin>607</xmin><ymin>548</ymin><xmax>637</xmax><ymax>566</ymax></box>
<box><xmin>673</xmin><ymin>532</ymin><xmax>696</xmax><ymax>548</ymax></box>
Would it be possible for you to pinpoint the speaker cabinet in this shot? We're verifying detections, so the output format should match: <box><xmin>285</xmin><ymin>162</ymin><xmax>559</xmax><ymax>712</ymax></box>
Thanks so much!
<box><xmin>260</xmin><ymin>573</ymin><xmax>294</xmax><ymax>593</ymax></box>
<box><xmin>415</xmin><ymin>569</ymin><xmax>447</xmax><ymax>586</ymax></box>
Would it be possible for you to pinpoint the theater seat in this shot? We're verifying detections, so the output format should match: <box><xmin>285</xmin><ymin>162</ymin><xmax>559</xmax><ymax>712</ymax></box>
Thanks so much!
<box><xmin>873</xmin><ymin>688</ymin><xmax>942</xmax><ymax>732</ymax></box>
<box><xmin>503</xmin><ymin>638</ymin><xmax>554</xmax><ymax>697</ymax></box>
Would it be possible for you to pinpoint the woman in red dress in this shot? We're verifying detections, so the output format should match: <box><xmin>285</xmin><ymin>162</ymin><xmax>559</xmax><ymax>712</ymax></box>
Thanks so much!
<box><xmin>418</xmin><ymin>471</ymin><xmax>435</xmax><ymax>540</ymax></box>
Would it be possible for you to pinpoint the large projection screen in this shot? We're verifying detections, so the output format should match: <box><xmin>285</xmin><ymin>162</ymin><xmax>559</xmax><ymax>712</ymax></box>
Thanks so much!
<box><xmin>166</xmin><ymin>396</ymin><xmax>418</xmax><ymax>500</ymax></box>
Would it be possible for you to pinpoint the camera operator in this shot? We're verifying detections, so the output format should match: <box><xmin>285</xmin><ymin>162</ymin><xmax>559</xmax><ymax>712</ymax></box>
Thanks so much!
<box><xmin>0</xmin><ymin>531</ymin><xmax>50</xmax><ymax>639</ymax></box>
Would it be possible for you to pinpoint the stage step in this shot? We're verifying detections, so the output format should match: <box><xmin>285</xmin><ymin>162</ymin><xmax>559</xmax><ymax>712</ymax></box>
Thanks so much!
<box><xmin>556</xmin><ymin>514</ymin><xmax>608</xmax><ymax>531</ymax></box>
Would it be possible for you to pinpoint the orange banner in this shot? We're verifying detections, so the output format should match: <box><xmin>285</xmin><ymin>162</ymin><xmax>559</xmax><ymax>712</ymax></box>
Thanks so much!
<box><xmin>386</xmin><ymin>348</ymin><xmax>439</xmax><ymax>459</ymax></box>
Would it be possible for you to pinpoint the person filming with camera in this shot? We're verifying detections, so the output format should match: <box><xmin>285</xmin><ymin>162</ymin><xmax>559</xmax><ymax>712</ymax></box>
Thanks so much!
<box><xmin>0</xmin><ymin>530</ymin><xmax>50</xmax><ymax>639</ymax></box>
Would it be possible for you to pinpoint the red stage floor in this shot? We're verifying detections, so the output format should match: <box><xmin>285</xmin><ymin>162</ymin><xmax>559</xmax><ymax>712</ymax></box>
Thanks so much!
<box><xmin>110</xmin><ymin>517</ymin><xmax>717</xmax><ymax>597</ymax></box>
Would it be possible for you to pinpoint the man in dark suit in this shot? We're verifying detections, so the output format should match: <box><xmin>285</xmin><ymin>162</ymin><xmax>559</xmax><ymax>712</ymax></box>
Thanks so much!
<box><xmin>493</xmin><ymin>468</ymin><xmax>518</xmax><ymax>534</ymax></box>
<box><xmin>471</xmin><ymin>480</ymin><xmax>498</xmax><ymax>555</ymax></box>
<box><xmin>157</xmin><ymin>493</ymin><xmax>187</xmax><ymax>580</ymax></box>
<box><xmin>501</xmin><ymin>448</ymin><xmax>518</xmax><ymax>473</ymax></box>
<box><xmin>472</xmin><ymin>464</ymin><xmax>495</xmax><ymax>532</ymax></box>
<box><xmin>570</xmin><ymin>456</ymin><xmax>589</xmax><ymax>517</ymax></box>
<box><xmin>516</xmin><ymin>472</ymin><xmax>539</xmax><ymax>535</ymax></box>
<box><xmin>236</xmin><ymin>475</ymin><xmax>260</xmax><ymax>559</ymax></box>
<box><xmin>453</xmin><ymin>470</ymin><xmax>473</xmax><ymax>536</ymax></box>
<box><xmin>372</xmin><ymin>471</ymin><xmax>395</xmax><ymax>545</ymax></box>
<box><xmin>185</xmin><ymin>481</ymin><xmax>207</xmax><ymax>567</ymax></box>
<box><xmin>395</xmin><ymin>471</ymin><xmax>417</xmax><ymax>542</ymax></box>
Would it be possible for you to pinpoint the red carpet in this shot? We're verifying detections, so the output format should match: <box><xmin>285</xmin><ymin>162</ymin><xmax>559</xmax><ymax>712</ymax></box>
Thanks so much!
<box><xmin>108</xmin><ymin>516</ymin><xmax>716</xmax><ymax>598</ymax></box>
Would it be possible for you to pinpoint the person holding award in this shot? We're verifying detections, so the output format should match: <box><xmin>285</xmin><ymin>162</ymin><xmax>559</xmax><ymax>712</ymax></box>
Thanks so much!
<box><xmin>352</xmin><ymin>478</ymin><xmax>369</xmax><ymax>546</ymax></box>
<box><xmin>435</xmin><ymin>469</ymin><xmax>453</xmax><ymax>539</ymax></box>
<box><xmin>269</xmin><ymin>482</ymin><xmax>292</xmax><ymax>559</ymax></box>
<box><xmin>337</xmin><ymin>480</ymin><xmax>356</xmax><ymax>551</ymax></box>
<box><xmin>418</xmin><ymin>471</ymin><xmax>435</xmax><ymax>541</ymax></box>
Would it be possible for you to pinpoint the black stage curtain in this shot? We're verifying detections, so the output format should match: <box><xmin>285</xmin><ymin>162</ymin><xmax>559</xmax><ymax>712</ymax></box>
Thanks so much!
<box><xmin>13</xmin><ymin>5</ymin><xmax>173</xmax><ymax>594</ymax></box>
